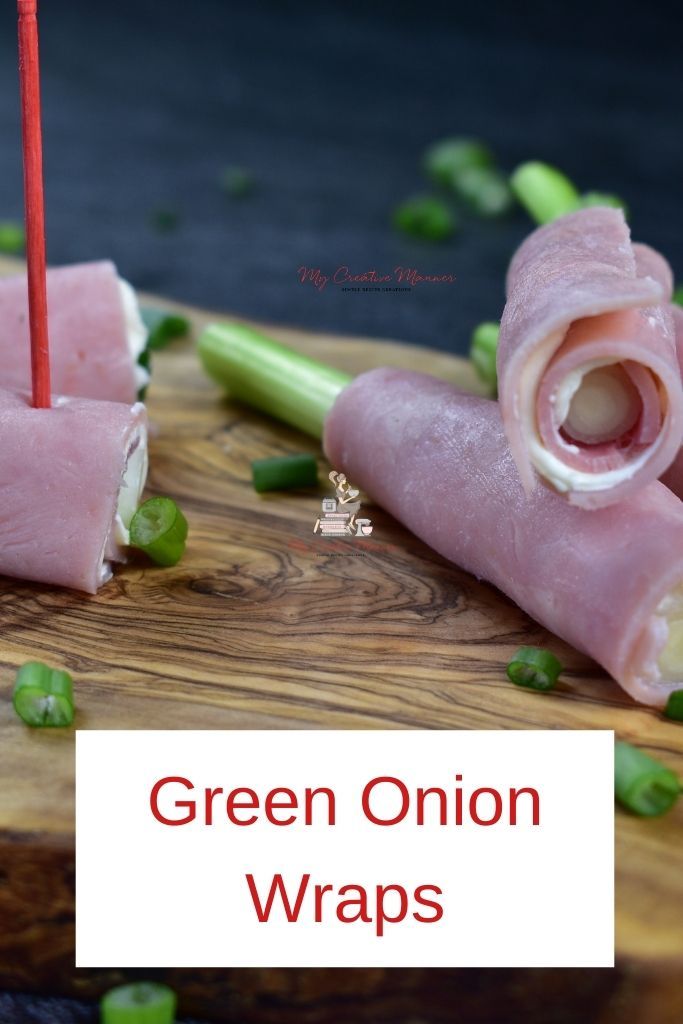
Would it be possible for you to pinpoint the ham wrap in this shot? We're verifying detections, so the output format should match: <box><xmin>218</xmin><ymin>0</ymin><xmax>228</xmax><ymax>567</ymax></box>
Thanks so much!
<box><xmin>660</xmin><ymin>305</ymin><xmax>683</xmax><ymax>499</ymax></box>
<box><xmin>0</xmin><ymin>261</ymin><xmax>148</xmax><ymax>403</ymax></box>
<box><xmin>497</xmin><ymin>207</ymin><xmax>683</xmax><ymax>508</ymax></box>
<box><xmin>324</xmin><ymin>368</ymin><xmax>683</xmax><ymax>707</ymax></box>
<box><xmin>0</xmin><ymin>389</ymin><xmax>148</xmax><ymax>592</ymax></box>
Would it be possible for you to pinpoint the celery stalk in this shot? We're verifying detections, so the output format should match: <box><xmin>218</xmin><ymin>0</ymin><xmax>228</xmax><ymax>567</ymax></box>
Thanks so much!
<box><xmin>198</xmin><ymin>322</ymin><xmax>352</xmax><ymax>439</ymax></box>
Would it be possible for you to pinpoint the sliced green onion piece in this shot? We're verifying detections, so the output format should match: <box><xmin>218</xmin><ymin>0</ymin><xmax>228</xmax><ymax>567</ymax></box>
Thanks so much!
<box><xmin>455</xmin><ymin>167</ymin><xmax>514</xmax><ymax>217</ymax></box>
<box><xmin>664</xmin><ymin>690</ymin><xmax>683</xmax><ymax>722</ymax></box>
<box><xmin>198</xmin><ymin>323</ymin><xmax>352</xmax><ymax>440</ymax></box>
<box><xmin>673</xmin><ymin>285</ymin><xmax>683</xmax><ymax>308</ymax></box>
<box><xmin>578</xmin><ymin>191</ymin><xmax>628</xmax><ymax>217</ymax></box>
<box><xmin>506</xmin><ymin>646</ymin><xmax>562</xmax><ymax>692</ymax></box>
<box><xmin>615</xmin><ymin>741</ymin><xmax>681</xmax><ymax>817</ymax></box>
<box><xmin>150</xmin><ymin>208</ymin><xmax>179</xmax><ymax>233</ymax></box>
<box><xmin>422</xmin><ymin>137</ymin><xmax>493</xmax><ymax>188</ymax></box>
<box><xmin>470</xmin><ymin>321</ymin><xmax>500</xmax><ymax>393</ymax></box>
<box><xmin>101</xmin><ymin>981</ymin><xmax>176</xmax><ymax>1023</ymax></box>
<box><xmin>220</xmin><ymin>165</ymin><xmax>255</xmax><ymax>197</ymax></box>
<box><xmin>13</xmin><ymin>662</ymin><xmax>74</xmax><ymax>728</ymax></box>
<box><xmin>252</xmin><ymin>453</ymin><xmax>318</xmax><ymax>493</ymax></box>
<box><xmin>392</xmin><ymin>195</ymin><xmax>457</xmax><ymax>241</ymax></box>
<box><xmin>0</xmin><ymin>221</ymin><xmax>25</xmax><ymax>254</ymax></box>
<box><xmin>130</xmin><ymin>497</ymin><xmax>188</xmax><ymax>567</ymax></box>
<box><xmin>141</xmin><ymin>307</ymin><xmax>190</xmax><ymax>352</ymax></box>
<box><xmin>510</xmin><ymin>161</ymin><xmax>580</xmax><ymax>225</ymax></box>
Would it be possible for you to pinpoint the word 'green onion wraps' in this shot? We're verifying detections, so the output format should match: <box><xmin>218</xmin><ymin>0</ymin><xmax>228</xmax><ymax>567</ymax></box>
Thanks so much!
<box><xmin>198</xmin><ymin>322</ymin><xmax>683</xmax><ymax>709</ymax></box>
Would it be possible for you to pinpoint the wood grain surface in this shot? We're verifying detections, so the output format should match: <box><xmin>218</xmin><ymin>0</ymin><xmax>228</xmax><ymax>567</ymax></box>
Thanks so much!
<box><xmin>0</xmin><ymin>259</ymin><xmax>681</xmax><ymax>1020</ymax></box>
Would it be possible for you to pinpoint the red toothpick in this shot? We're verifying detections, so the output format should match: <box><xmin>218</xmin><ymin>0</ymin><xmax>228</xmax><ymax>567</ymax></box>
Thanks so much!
<box><xmin>17</xmin><ymin>0</ymin><xmax>51</xmax><ymax>409</ymax></box>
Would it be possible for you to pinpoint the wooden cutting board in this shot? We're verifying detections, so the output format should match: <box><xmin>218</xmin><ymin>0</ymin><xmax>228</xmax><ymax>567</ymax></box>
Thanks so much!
<box><xmin>0</xmin><ymin>259</ymin><xmax>681</xmax><ymax>1022</ymax></box>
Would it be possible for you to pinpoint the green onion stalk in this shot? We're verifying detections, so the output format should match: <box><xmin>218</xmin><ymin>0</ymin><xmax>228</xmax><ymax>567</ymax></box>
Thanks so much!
<box><xmin>510</xmin><ymin>161</ymin><xmax>628</xmax><ymax>226</ymax></box>
<box><xmin>198</xmin><ymin>323</ymin><xmax>352</xmax><ymax>439</ymax></box>
<box><xmin>198</xmin><ymin>319</ymin><xmax>495</xmax><ymax>450</ymax></box>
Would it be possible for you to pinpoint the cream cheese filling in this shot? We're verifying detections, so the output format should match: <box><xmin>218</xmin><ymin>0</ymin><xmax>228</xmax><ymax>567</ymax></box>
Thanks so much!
<box><xmin>98</xmin><ymin>421</ymin><xmax>149</xmax><ymax>582</ymax></box>
<box><xmin>114</xmin><ymin>428</ymin><xmax>149</xmax><ymax>546</ymax></box>
<box><xmin>119</xmin><ymin>277</ymin><xmax>150</xmax><ymax>393</ymax></box>
<box><xmin>655</xmin><ymin>587</ymin><xmax>683</xmax><ymax>682</ymax></box>
<box><xmin>520</xmin><ymin>339</ymin><xmax>664</xmax><ymax>494</ymax></box>
<box><xmin>560</xmin><ymin>363</ymin><xmax>640</xmax><ymax>444</ymax></box>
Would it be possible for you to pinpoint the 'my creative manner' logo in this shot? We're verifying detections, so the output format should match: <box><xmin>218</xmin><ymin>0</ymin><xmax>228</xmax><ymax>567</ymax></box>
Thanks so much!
<box><xmin>298</xmin><ymin>266</ymin><xmax>456</xmax><ymax>292</ymax></box>
<box><xmin>314</xmin><ymin>471</ymin><xmax>373</xmax><ymax>538</ymax></box>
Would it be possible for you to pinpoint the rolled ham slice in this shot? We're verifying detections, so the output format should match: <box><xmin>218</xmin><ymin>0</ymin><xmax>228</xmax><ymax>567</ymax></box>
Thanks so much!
<box><xmin>0</xmin><ymin>389</ymin><xmax>147</xmax><ymax>593</ymax></box>
<box><xmin>324</xmin><ymin>368</ymin><xmax>683</xmax><ymax>707</ymax></box>
<box><xmin>660</xmin><ymin>304</ymin><xmax>683</xmax><ymax>499</ymax></box>
<box><xmin>0</xmin><ymin>261</ymin><xmax>148</xmax><ymax>403</ymax></box>
<box><xmin>497</xmin><ymin>207</ymin><xmax>683</xmax><ymax>509</ymax></box>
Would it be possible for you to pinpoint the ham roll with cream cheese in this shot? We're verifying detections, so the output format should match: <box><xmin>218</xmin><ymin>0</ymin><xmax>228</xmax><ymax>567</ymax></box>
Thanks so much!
<box><xmin>0</xmin><ymin>389</ymin><xmax>147</xmax><ymax>592</ymax></box>
<box><xmin>0</xmin><ymin>261</ymin><xmax>148</xmax><ymax>403</ymax></box>
<box><xmin>660</xmin><ymin>306</ymin><xmax>683</xmax><ymax>499</ymax></box>
<box><xmin>497</xmin><ymin>207</ymin><xmax>683</xmax><ymax>508</ymax></box>
<box><xmin>325</xmin><ymin>368</ymin><xmax>683</xmax><ymax>707</ymax></box>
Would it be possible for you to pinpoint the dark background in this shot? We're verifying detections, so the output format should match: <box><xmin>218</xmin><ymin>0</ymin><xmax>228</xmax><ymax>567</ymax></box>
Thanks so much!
<box><xmin>0</xmin><ymin>0</ymin><xmax>681</xmax><ymax>361</ymax></box>
<box><xmin>0</xmin><ymin>1</ymin><xmax>680</xmax><ymax>1020</ymax></box>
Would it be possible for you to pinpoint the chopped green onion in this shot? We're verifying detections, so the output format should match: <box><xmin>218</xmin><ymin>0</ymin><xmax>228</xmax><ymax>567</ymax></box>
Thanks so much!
<box><xmin>141</xmin><ymin>307</ymin><xmax>190</xmax><ymax>352</ymax></box>
<box><xmin>470</xmin><ymin>321</ymin><xmax>500</xmax><ymax>393</ymax></box>
<box><xmin>252</xmin><ymin>453</ymin><xmax>318</xmax><ymax>493</ymax></box>
<box><xmin>455</xmin><ymin>167</ymin><xmax>514</xmax><ymax>217</ymax></box>
<box><xmin>392</xmin><ymin>195</ymin><xmax>457</xmax><ymax>242</ymax></box>
<box><xmin>150</xmin><ymin>208</ymin><xmax>179</xmax><ymax>233</ymax></box>
<box><xmin>510</xmin><ymin>161</ymin><xmax>580</xmax><ymax>225</ymax></box>
<box><xmin>13</xmin><ymin>662</ymin><xmax>74</xmax><ymax>728</ymax></box>
<box><xmin>0</xmin><ymin>221</ymin><xmax>25</xmax><ymax>254</ymax></box>
<box><xmin>664</xmin><ymin>690</ymin><xmax>683</xmax><ymax>722</ymax></box>
<box><xmin>130</xmin><ymin>497</ymin><xmax>188</xmax><ymax>567</ymax></box>
<box><xmin>137</xmin><ymin>309</ymin><xmax>190</xmax><ymax>400</ymax></box>
<box><xmin>220</xmin><ymin>165</ymin><xmax>255</xmax><ymax>197</ymax></box>
<box><xmin>101</xmin><ymin>981</ymin><xmax>176</xmax><ymax>1023</ymax></box>
<box><xmin>198</xmin><ymin>323</ymin><xmax>352</xmax><ymax>440</ymax></box>
<box><xmin>423</xmin><ymin>137</ymin><xmax>493</xmax><ymax>188</ymax></box>
<box><xmin>673</xmin><ymin>285</ymin><xmax>683</xmax><ymax>308</ymax></box>
<box><xmin>506</xmin><ymin>646</ymin><xmax>563</xmax><ymax>692</ymax></box>
<box><xmin>578</xmin><ymin>191</ymin><xmax>628</xmax><ymax>217</ymax></box>
<box><xmin>614</xmin><ymin>741</ymin><xmax>680</xmax><ymax>817</ymax></box>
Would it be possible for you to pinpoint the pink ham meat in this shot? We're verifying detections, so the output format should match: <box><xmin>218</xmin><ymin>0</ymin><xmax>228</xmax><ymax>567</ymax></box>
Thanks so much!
<box><xmin>324</xmin><ymin>368</ymin><xmax>683</xmax><ymax>707</ymax></box>
<box><xmin>660</xmin><ymin>305</ymin><xmax>683</xmax><ymax>498</ymax></box>
<box><xmin>497</xmin><ymin>207</ymin><xmax>683</xmax><ymax>509</ymax></box>
<box><xmin>0</xmin><ymin>389</ymin><xmax>147</xmax><ymax>593</ymax></box>
<box><xmin>0</xmin><ymin>262</ymin><xmax>145</xmax><ymax>403</ymax></box>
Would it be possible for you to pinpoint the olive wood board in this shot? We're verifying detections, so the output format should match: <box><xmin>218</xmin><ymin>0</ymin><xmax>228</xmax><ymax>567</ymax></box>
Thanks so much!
<box><xmin>0</xmin><ymin>257</ymin><xmax>681</xmax><ymax>1023</ymax></box>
